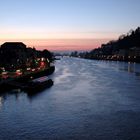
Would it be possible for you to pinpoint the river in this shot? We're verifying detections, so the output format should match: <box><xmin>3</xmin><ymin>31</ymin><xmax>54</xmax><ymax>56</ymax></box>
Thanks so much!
<box><xmin>0</xmin><ymin>57</ymin><xmax>140</xmax><ymax>140</ymax></box>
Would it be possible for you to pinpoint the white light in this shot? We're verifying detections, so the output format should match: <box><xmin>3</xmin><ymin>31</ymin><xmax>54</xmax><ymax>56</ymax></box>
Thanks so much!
<box><xmin>41</xmin><ymin>58</ymin><xmax>45</xmax><ymax>61</ymax></box>
<box><xmin>47</xmin><ymin>58</ymin><xmax>50</xmax><ymax>62</ymax></box>
<box><xmin>32</xmin><ymin>69</ymin><xmax>35</xmax><ymax>72</ymax></box>
<box><xmin>27</xmin><ymin>68</ymin><xmax>31</xmax><ymax>70</ymax></box>
<box><xmin>16</xmin><ymin>70</ymin><xmax>21</xmax><ymax>72</ymax></box>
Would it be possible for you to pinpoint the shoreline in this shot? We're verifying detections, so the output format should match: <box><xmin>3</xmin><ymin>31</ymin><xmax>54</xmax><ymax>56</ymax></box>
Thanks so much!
<box><xmin>72</xmin><ymin>56</ymin><xmax>140</xmax><ymax>63</ymax></box>
<box><xmin>0</xmin><ymin>66</ymin><xmax>55</xmax><ymax>93</ymax></box>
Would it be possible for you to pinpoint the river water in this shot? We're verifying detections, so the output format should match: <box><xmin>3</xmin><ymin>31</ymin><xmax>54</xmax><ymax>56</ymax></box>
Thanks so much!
<box><xmin>0</xmin><ymin>57</ymin><xmax>140</xmax><ymax>140</ymax></box>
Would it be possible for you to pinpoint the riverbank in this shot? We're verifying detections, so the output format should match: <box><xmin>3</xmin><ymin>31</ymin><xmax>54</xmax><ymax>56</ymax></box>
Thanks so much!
<box><xmin>0</xmin><ymin>66</ymin><xmax>55</xmax><ymax>93</ymax></box>
<box><xmin>79</xmin><ymin>55</ymin><xmax>140</xmax><ymax>63</ymax></box>
<box><xmin>69</xmin><ymin>54</ymin><xmax>140</xmax><ymax>63</ymax></box>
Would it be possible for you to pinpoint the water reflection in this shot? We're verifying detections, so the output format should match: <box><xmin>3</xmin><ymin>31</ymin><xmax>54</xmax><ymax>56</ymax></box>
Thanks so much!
<box><xmin>0</xmin><ymin>91</ymin><xmax>26</xmax><ymax>110</ymax></box>
<box><xmin>27</xmin><ymin>90</ymin><xmax>47</xmax><ymax>101</ymax></box>
<box><xmin>0</xmin><ymin>58</ymin><xmax>140</xmax><ymax>140</ymax></box>
<box><xmin>119</xmin><ymin>62</ymin><xmax>140</xmax><ymax>77</ymax></box>
<box><xmin>127</xmin><ymin>62</ymin><xmax>135</xmax><ymax>73</ymax></box>
<box><xmin>0</xmin><ymin>96</ymin><xmax>3</xmax><ymax>110</ymax></box>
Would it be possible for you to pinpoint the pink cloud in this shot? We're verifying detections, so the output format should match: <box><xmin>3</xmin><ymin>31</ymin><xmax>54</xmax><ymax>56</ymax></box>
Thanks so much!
<box><xmin>0</xmin><ymin>38</ymin><xmax>111</xmax><ymax>51</ymax></box>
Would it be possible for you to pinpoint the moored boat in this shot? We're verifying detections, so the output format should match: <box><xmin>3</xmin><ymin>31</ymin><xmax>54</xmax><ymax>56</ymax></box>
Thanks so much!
<box><xmin>24</xmin><ymin>76</ymin><xmax>53</xmax><ymax>94</ymax></box>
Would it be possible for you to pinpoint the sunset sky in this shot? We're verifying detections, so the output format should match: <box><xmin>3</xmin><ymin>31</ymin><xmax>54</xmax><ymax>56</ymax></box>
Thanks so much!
<box><xmin>0</xmin><ymin>0</ymin><xmax>140</xmax><ymax>51</ymax></box>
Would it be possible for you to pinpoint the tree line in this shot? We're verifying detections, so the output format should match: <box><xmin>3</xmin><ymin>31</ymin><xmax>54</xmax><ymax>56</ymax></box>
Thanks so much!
<box><xmin>71</xmin><ymin>27</ymin><xmax>140</xmax><ymax>62</ymax></box>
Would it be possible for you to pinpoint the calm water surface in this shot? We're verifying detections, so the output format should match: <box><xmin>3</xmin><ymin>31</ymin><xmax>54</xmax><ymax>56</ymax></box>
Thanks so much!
<box><xmin>0</xmin><ymin>57</ymin><xmax>140</xmax><ymax>140</ymax></box>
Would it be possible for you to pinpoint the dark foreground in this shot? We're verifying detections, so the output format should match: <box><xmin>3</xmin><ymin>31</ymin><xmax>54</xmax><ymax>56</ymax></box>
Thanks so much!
<box><xmin>0</xmin><ymin>57</ymin><xmax>140</xmax><ymax>140</ymax></box>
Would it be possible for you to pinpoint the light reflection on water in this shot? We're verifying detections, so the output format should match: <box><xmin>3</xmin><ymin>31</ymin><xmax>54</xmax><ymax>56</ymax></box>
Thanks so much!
<box><xmin>116</xmin><ymin>61</ymin><xmax>140</xmax><ymax>78</ymax></box>
<box><xmin>0</xmin><ymin>57</ymin><xmax>140</xmax><ymax>140</ymax></box>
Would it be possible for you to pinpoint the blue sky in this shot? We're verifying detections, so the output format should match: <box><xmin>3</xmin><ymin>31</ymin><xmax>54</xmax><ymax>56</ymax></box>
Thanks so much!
<box><xmin>0</xmin><ymin>0</ymin><xmax>140</xmax><ymax>50</ymax></box>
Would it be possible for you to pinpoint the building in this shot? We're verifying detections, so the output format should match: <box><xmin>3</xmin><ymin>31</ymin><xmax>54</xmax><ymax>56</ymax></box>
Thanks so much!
<box><xmin>0</xmin><ymin>42</ymin><xmax>53</xmax><ymax>71</ymax></box>
<box><xmin>0</xmin><ymin>42</ymin><xmax>27</xmax><ymax>70</ymax></box>
<box><xmin>129</xmin><ymin>47</ymin><xmax>140</xmax><ymax>57</ymax></box>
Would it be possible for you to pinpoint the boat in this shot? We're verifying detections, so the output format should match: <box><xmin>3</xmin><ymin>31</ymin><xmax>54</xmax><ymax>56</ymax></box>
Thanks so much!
<box><xmin>16</xmin><ymin>65</ymin><xmax>55</xmax><ymax>83</ymax></box>
<box><xmin>0</xmin><ymin>66</ymin><xmax>55</xmax><ymax>93</ymax></box>
<box><xmin>24</xmin><ymin>76</ymin><xmax>53</xmax><ymax>94</ymax></box>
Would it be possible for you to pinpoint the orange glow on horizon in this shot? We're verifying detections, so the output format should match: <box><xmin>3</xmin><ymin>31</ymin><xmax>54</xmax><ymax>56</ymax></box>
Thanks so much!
<box><xmin>0</xmin><ymin>38</ymin><xmax>112</xmax><ymax>51</ymax></box>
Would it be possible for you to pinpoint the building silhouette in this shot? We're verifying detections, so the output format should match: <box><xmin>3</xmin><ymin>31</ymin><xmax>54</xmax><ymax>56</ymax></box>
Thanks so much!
<box><xmin>0</xmin><ymin>42</ymin><xmax>53</xmax><ymax>71</ymax></box>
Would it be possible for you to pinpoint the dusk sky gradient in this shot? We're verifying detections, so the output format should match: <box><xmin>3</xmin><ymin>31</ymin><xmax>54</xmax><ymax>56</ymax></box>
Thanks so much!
<box><xmin>0</xmin><ymin>0</ymin><xmax>140</xmax><ymax>51</ymax></box>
